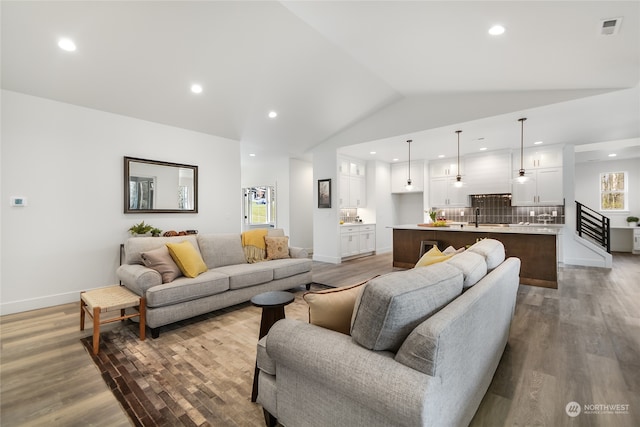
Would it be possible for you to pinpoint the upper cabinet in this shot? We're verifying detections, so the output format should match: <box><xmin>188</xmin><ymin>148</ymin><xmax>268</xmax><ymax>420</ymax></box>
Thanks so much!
<box><xmin>338</xmin><ymin>156</ymin><xmax>366</xmax><ymax>208</ymax></box>
<box><xmin>464</xmin><ymin>151</ymin><xmax>511</xmax><ymax>195</ymax></box>
<box><xmin>429</xmin><ymin>158</ymin><xmax>461</xmax><ymax>178</ymax></box>
<box><xmin>512</xmin><ymin>145</ymin><xmax>563</xmax><ymax>170</ymax></box>
<box><xmin>511</xmin><ymin>145</ymin><xmax>564</xmax><ymax>206</ymax></box>
<box><xmin>391</xmin><ymin>160</ymin><xmax>425</xmax><ymax>193</ymax></box>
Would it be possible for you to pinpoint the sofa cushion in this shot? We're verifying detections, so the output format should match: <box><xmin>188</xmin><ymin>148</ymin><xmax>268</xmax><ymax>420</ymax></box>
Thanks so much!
<box><xmin>266</xmin><ymin>258</ymin><xmax>312</xmax><ymax>280</ymax></box>
<box><xmin>140</xmin><ymin>246</ymin><xmax>183</xmax><ymax>283</ymax></box>
<box><xmin>166</xmin><ymin>241</ymin><xmax>208</xmax><ymax>278</ymax></box>
<box><xmin>351</xmin><ymin>263</ymin><xmax>463</xmax><ymax>352</ymax></box>
<box><xmin>467</xmin><ymin>239</ymin><xmax>505</xmax><ymax>271</ymax></box>
<box><xmin>265</xmin><ymin>236</ymin><xmax>290</xmax><ymax>260</ymax></box>
<box><xmin>303</xmin><ymin>279</ymin><xmax>371</xmax><ymax>335</ymax></box>
<box><xmin>213</xmin><ymin>263</ymin><xmax>274</xmax><ymax>290</ymax></box>
<box><xmin>145</xmin><ymin>270</ymin><xmax>230</xmax><ymax>307</ymax></box>
<box><xmin>197</xmin><ymin>234</ymin><xmax>247</xmax><ymax>268</ymax></box>
<box><xmin>124</xmin><ymin>235</ymin><xmax>199</xmax><ymax>265</ymax></box>
<box><xmin>445</xmin><ymin>251</ymin><xmax>487</xmax><ymax>289</ymax></box>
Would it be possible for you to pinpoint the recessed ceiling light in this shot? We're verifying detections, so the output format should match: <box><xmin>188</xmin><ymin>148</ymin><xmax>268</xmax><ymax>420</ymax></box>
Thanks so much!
<box><xmin>534</xmin><ymin>141</ymin><xmax>543</xmax><ymax>145</ymax></box>
<box><xmin>438</xmin><ymin>154</ymin><xmax>445</xmax><ymax>158</ymax></box>
<box><xmin>190</xmin><ymin>84</ymin><xmax>203</xmax><ymax>94</ymax></box>
<box><xmin>608</xmin><ymin>153</ymin><xmax>617</xmax><ymax>157</ymax></box>
<box><xmin>249</xmin><ymin>153</ymin><xmax>256</xmax><ymax>157</ymax></box>
<box><xmin>480</xmin><ymin>147</ymin><xmax>488</xmax><ymax>151</ymax></box>
<box><xmin>488</xmin><ymin>25</ymin><xmax>505</xmax><ymax>36</ymax></box>
<box><xmin>58</xmin><ymin>38</ymin><xmax>76</xmax><ymax>52</ymax></box>
<box><xmin>268</xmin><ymin>111</ymin><xmax>278</xmax><ymax>119</ymax></box>
<box><xmin>392</xmin><ymin>158</ymin><xmax>399</xmax><ymax>162</ymax></box>
<box><xmin>370</xmin><ymin>151</ymin><xmax>376</xmax><ymax>155</ymax></box>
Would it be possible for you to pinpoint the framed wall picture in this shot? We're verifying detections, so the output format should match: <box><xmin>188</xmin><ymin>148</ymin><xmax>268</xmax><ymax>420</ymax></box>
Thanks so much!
<box><xmin>318</xmin><ymin>179</ymin><xmax>331</xmax><ymax>208</ymax></box>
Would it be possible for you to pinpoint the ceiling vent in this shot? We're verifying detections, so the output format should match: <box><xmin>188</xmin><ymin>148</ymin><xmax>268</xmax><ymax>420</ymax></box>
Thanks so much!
<box><xmin>600</xmin><ymin>17</ymin><xmax>622</xmax><ymax>36</ymax></box>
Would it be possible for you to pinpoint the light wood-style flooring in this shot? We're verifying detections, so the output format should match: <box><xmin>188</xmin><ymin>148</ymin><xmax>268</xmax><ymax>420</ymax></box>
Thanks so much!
<box><xmin>1</xmin><ymin>252</ymin><xmax>638</xmax><ymax>426</ymax></box>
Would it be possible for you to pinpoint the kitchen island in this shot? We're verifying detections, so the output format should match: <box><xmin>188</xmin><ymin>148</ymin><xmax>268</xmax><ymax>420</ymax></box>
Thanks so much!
<box><xmin>392</xmin><ymin>224</ymin><xmax>563</xmax><ymax>289</ymax></box>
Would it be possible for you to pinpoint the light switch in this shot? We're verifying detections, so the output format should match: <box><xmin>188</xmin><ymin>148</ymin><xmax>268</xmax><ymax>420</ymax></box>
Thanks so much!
<box><xmin>530</xmin><ymin>211</ymin><xmax>535</xmax><ymax>217</ymax></box>
<box><xmin>552</xmin><ymin>211</ymin><xmax>558</xmax><ymax>217</ymax></box>
<box><xmin>10</xmin><ymin>196</ymin><xmax>27</xmax><ymax>207</ymax></box>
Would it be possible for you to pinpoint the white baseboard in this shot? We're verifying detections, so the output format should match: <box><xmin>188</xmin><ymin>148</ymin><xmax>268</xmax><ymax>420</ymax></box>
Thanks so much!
<box><xmin>312</xmin><ymin>254</ymin><xmax>341</xmax><ymax>264</ymax></box>
<box><xmin>563</xmin><ymin>257</ymin><xmax>610</xmax><ymax>268</ymax></box>
<box><xmin>1</xmin><ymin>290</ymin><xmax>80</xmax><ymax>316</ymax></box>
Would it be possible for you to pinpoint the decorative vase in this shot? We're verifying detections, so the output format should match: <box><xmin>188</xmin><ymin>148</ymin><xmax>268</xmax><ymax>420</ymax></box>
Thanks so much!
<box><xmin>628</xmin><ymin>222</ymin><xmax>638</xmax><ymax>228</ymax></box>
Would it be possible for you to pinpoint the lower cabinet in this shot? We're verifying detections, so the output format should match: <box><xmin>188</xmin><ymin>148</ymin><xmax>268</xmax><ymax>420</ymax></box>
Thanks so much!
<box><xmin>341</xmin><ymin>224</ymin><xmax>376</xmax><ymax>258</ymax></box>
<box><xmin>633</xmin><ymin>228</ymin><xmax>640</xmax><ymax>255</ymax></box>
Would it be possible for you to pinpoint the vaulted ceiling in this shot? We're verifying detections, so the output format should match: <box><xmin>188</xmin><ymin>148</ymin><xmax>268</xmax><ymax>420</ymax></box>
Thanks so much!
<box><xmin>2</xmin><ymin>1</ymin><xmax>639</xmax><ymax>162</ymax></box>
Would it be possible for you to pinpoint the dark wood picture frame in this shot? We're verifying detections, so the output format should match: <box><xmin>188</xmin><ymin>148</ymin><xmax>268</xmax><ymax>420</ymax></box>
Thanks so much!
<box><xmin>318</xmin><ymin>179</ymin><xmax>331</xmax><ymax>208</ymax></box>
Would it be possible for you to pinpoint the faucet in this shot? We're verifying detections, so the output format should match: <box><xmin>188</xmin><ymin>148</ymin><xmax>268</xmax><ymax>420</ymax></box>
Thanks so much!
<box><xmin>475</xmin><ymin>208</ymin><xmax>480</xmax><ymax>228</ymax></box>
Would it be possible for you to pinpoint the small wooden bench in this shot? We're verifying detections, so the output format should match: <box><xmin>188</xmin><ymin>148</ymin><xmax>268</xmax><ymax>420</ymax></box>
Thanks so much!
<box><xmin>80</xmin><ymin>286</ymin><xmax>146</xmax><ymax>354</ymax></box>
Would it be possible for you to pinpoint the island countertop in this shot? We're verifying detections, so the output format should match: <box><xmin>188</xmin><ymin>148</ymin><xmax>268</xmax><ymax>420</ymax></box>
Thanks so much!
<box><xmin>391</xmin><ymin>223</ymin><xmax>564</xmax><ymax>235</ymax></box>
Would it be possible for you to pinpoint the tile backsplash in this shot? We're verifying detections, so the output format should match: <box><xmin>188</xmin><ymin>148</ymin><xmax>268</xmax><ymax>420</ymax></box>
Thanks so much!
<box><xmin>431</xmin><ymin>194</ymin><xmax>564</xmax><ymax>224</ymax></box>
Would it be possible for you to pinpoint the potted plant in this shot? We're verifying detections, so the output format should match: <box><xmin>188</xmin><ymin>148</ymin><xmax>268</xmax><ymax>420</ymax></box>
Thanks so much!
<box><xmin>626</xmin><ymin>216</ymin><xmax>639</xmax><ymax>227</ymax></box>
<box><xmin>150</xmin><ymin>227</ymin><xmax>163</xmax><ymax>237</ymax></box>
<box><xmin>128</xmin><ymin>221</ymin><xmax>154</xmax><ymax>236</ymax></box>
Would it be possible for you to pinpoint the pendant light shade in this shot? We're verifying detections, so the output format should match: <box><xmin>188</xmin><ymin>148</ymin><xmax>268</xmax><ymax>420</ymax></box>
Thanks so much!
<box><xmin>453</xmin><ymin>130</ymin><xmax>465</xmax><ymax>188</ymax></box>
<box><xmin>513</xmin><ymin>118</ymin><xmax>533</xmax><ymax>184</ymax></box>
<box><xmin>405</xmin><ymin>139</ymin><xmax>413</xmax><ymax>191</ymax></box>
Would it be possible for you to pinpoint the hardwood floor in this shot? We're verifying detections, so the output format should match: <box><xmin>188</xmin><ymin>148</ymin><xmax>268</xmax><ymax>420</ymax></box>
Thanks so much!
<box><xmin>1</xmin><ymin>252</ymin><xmax>638</xmax><ymax>426</ymax></box>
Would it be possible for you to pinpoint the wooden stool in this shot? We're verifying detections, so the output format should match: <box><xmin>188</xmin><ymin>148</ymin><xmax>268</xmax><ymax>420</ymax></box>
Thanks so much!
<box><xmin>80</xmin><ymin>286</ymin><xmax>146</xmax><ymax>355</ymax></box>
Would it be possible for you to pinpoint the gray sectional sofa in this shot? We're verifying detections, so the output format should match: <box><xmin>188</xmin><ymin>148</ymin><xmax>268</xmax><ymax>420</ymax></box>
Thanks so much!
<box><xmin>117</xmin><ymin>229</ymin><xmax>312</xmax><ymax>337</ymax></box>
<box><xmin>256</xmin><ymin>239</ymin><xmax>521</xmax><ymax>427</ymax></box>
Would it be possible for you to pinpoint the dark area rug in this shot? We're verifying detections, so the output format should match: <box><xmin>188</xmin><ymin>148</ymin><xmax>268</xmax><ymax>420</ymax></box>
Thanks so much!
<box><xmin>81</xmin><ymin>289</ymin><xmax>314</xmax><ymax>427</ymax></box>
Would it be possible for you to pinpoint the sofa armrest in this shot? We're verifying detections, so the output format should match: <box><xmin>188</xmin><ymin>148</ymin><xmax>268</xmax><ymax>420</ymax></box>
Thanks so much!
<box><xmin>266</xmin><ymin>319</ymin><xmax>439</xmax><ymax>426</ymax></box>
<box><xmin>116</xmin><ymin>264</ymin><xmax>162</xmax><ymax>296</ymax></box>
<box><xmin>288</xmin><ymin>246</ymin><xmax>308</xmax><ymax>259</ymax></box>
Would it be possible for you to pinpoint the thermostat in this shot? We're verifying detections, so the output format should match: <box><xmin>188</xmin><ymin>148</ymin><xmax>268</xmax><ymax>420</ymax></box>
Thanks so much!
<box><xmin>10</xmin><ymin>196</ymin><xmax>27</xmax><ymax>207</ymax></box>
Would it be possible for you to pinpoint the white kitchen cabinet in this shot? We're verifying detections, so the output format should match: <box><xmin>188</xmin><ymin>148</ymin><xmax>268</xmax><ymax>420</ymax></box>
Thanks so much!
<box><xmin>341</xmin><ymin>224</ymin><xmax>376</xmax><ymax>258</ymax></box>
<box><xmin>464</xmin><ymin>152</ymin><xmax>511</xmax><ymax>195</ymax></box>
<box><xmin>430</xmin><ymin>177</ymin><xmax>468</xmax><ymax>207</ymax></box>
<box><xmin>512</xmin><ymin>145</ymin><xmax>563</xmax><ymax>170</ymax></box>
<box><xmin>338</xmin><ymin>156</ymin><xmax>367</xmax><ymax>207</ymax></box>
<box><xmin>633</xmin><ymin>228</ymin><xmax>640</xmax><ymax>255</ymax></box>
<box><xmin>429</xmin><ymin>158</ymin><xmax>461</xmax><ymax>178</ymax></box>
<box><xmin>391</xmin><ymin>160</ymin><xmax>424</xmax><ymax>193</ymax></box>
<box><xmin>511</xmin><ymin>167</ymin><xmax>563</xmax><ymax>205</ymax></box>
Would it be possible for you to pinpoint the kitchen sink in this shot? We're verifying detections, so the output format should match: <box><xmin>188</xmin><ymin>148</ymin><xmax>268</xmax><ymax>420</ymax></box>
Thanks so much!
<box><xmin>467</xmin><ymin>223</ymin><xmax>511</xmax><ymax>227</ymax></box>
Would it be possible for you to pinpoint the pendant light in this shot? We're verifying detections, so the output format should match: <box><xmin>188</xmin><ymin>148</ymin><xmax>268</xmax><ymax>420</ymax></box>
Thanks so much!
<box><xmin>404</xmin><ymin>139</ymin><xmax>414</xmax><ymax>191</ymax></box>
<box><xmin>513</xmin><ymin>117</ymin><xmax>533</xmax><ymax>184</ymax></box>
<box><xmin>453</xmin><ymin>130</ymin><xmax>465</xmax><ymax>188</ymax></box>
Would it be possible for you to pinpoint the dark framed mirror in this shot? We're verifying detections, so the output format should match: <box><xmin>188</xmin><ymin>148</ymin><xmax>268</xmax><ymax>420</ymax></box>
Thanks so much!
<box><xmin>124</xmin><ymin>157</ymin><xmax>198</xmax><ymax>213</ymax></box>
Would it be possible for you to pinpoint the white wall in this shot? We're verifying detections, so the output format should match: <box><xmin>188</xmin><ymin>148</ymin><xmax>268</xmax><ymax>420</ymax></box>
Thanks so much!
<box><xmin>1</xmin><ymin>91</ymin><xmax>241</xmax><ymax>314</ymax></box>
<box><xmin>289</xmin><ymin>158</ymin><xmax>313</xmax><ymax>251</ymax></box>
<box><xmin>312</xmin><ymin>147</ymin><xmax>340</xmax><ymax>263</ymax></box>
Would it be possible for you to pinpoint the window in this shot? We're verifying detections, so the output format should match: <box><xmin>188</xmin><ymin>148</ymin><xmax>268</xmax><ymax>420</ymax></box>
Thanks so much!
<box><xmin>243</xmin><ymin>186</ymin><xmax>276</xmax><ymax>227</ymax></box>
<box><xmin>600</xmin><ymin>172</ymin><xmax>628</xmax><ymax>211</ymax></box>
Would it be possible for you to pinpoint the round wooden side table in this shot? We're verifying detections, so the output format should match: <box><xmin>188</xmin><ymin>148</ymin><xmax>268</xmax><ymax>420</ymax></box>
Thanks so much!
<box><xmin>250</xmin><ymin>291</ymin><xmax>295</xmax><ymax>402</ymax></box>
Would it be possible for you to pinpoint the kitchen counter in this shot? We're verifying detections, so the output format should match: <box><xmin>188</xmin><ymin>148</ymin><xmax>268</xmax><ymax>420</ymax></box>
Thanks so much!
<box><xmin>392</xmin><ymin>223</ymin><xmax>563</xmax><ymax>235</ymax></box>
<box><xmin>392</xmin><ymin>225</ymin><xmax>560</xmax><ymax>288</ymax></box>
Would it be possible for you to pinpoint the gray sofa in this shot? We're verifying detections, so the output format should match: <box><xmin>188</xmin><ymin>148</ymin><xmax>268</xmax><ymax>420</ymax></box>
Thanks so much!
<box><xmin>117</xmin><ymin>229</ymin><xmax>312</xmax><ymax>337</ymax></box>
<box><xmin>256</xmin><ymin>239</ymin><xmax>520</xmax><ymax>427</ymax></box>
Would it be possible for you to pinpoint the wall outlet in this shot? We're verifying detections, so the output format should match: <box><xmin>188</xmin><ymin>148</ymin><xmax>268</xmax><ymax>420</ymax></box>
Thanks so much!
<box><xmin>530</xmin><ymin>211</ymin><xmax>535</xmax><ymax>217</ymax></box>
<box><xmin>552</xmin><ymin>211</ymin><xmax>558</xmax><ymax>217</ymax></box>
<box><xmin>460</xmin><ymin>211</ymin><xmax>465</xmax><ymax>216</ymax></box>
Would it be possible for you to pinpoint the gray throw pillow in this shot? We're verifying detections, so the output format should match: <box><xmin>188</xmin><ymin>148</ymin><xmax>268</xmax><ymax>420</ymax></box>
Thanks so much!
<box><xmin>140</xmin><ymin>246</ymin><xmax>183</xmax><ymax>283</ymax></box>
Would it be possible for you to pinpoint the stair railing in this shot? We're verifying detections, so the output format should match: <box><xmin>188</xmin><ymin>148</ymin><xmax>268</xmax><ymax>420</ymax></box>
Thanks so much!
<box><xmin>576</xmin><ymin>201</ymin><xmax>610</xmax><ymax>253</ymax></box>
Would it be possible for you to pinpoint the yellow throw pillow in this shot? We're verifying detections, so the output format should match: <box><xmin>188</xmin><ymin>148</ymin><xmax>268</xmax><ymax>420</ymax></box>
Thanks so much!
<box><xmin>265</xmin><ymin>236</ymin><xmax>290</xmax><ymax>260</ymax></box>
<box><xmin>415</xmin><ymin>245</ymin><xmax>454</xmax><ymax>267</ymax></box>
<box><xmin>166</xmin><ymin>241</ymin><xmax>208</xmax><ymax>278</ymax></box>
<box><xmin>303</xmin><ymin>279</ymin><xmax>372</xmax><ymax>335</ymax></box>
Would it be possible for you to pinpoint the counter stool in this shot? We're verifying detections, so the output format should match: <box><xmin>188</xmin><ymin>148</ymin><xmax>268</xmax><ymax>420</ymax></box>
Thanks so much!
<box><xmin>80</xmin><ymin>285</ymin><xmax>146</xmax><ymax>355</ymax></box>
